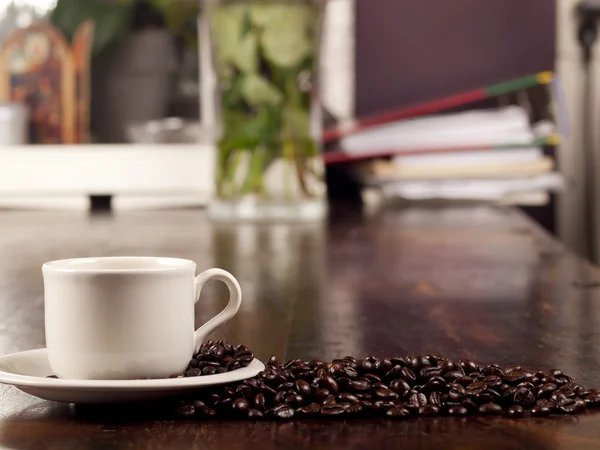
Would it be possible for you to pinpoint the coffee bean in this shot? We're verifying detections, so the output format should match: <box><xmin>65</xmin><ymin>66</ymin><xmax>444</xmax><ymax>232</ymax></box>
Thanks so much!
<box><xmin>531</xmin><ymin>406</ymin><xmax>551</xmax><ymax>417</ymax></box>
<box><xmin>390</xmin><ymin>378</ymin><xmax>411</xmax><ymax>393</ymax></box>
<box><xmin>400</xmin><ymin>367</ymin><xmax>417</xmax><ymax>382</ymax></box>
<box><xmin>232</xmin><ymin>398</ymin><xmax>249</xmax><ymax>414</ymax></box>
<box><xmin>460</xmin><ymin>359</ymin><xmax>479</xmax><ymax>374</ymax></box>
<box><xmin>584</xmin><ymin>394</ymin><xmax>600</xmax><ymax>406</ymax></box>
<box><xmin>537</xmin><ymin>383</ymin><xmax>558</xmax><ymax>398</ymax></box>
<box><xmin>349</xmin><ymin>380</ymin><xmax>370</xmax><ymax>392</ymax></box>
<box><xmin>478</xmin><ymin>403</ymin><xmax>502</xmax><ymax>415</ymax></box>
<box><xmin>386</xmin><ymin>407</ymin><xmax>411</xmax><ymax>418</ymax></box>
<box><xmin>322</xmin><ymin>395</ymin><xmax>337</xmax><ymax>406</ymax></box>
<box><xmin>420</xmin><ymin>366</ymin><xmax>443</xmax><ymax>380</ymax></box>
<box><xmin>375</xmin><ymin>388</ymin><xmax>397</xmax><ymax>400</ymax></box>
<box><xmin>507</xmin><ymin>405</ymin><xmax>524</xmax><ymax>417</ymax></box>
<box><xmin>169</xmin><ymin>341</ymin><xmax>600</xmax><ymax>422</ymax></box>
<box><xmin>345</xmin><ymin>404</ymin><xmax>363</xmax><ymax>415</ymax></box>
<box><xmin>321</xmin><ymin>404</ymin><xmax>346</xmax><ymax>416</ymax></box>
<box><xmin>286</xmin><ymin>394</ymin><xmax>304</xmax><ymax>406</ymax></box>
<box><xmin>444</xmin><ymin>371</ymin><xmax>464</xmax><ymax>382</ymax></box>
<box><xmin>409</xmin><ymin>392</ymin><xmax>428</xmax><ymax>407</ymax></box>
<box><xmin>483</xmin><ymin>375</ymin><xmax>502</xmax><ymax>388</ymax></box>
<box><xmin>418</xmin><ymin>405</ymin><xmax>440</xmax><ymax>416</ymax></box>
<box><xmin>294</xmin><ymin>379</ymin><xmax>311</xmax><ymax>396</ymax></box>
<box><xmin>247</xmin><ymin>409</ymin><xmax>264</xmax><ymax>419</ymax></box>
<box><xmin>294</xmin><ymin>405</ymin><xmax>318</xmax><ymax>416</ymax></box>
<box><xmin>338</xmin><ymin>392</ymin><xmax>360</xmax><ymax>404</ymax></box>
<box><xmin>175</xmin><ymin>404</ymin><xmax>195</xmax><ymax>418</ymax></box>
<box><xmin>429</xmin><ymin>391</ymin><xmax>442</xmax><ymax>407</ymax></box>
<box><xmin>513</xmin><ymin>387</ymin><xmax>535</xmax><ymax>406</ymax></box>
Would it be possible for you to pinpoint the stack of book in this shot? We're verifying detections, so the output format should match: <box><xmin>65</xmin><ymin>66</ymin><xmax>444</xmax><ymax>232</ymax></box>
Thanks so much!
<box><xmin>322</xmin><ymin>71</ymin><xmax>566</xmax><ymax>207</ymax></box>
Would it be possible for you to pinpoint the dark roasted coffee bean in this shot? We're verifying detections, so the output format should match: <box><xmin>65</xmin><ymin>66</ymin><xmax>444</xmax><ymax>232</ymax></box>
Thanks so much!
<box><xmin>537</xmin><ymin>383</ymin><xmax>558</xmax><ymax>398</ymax></box>
<box><xmin>531</xmin><ymin>406</ymin><xmax>551</xmax><ymax>417</ymax></box>
<box><xmin>232</xmin><ymin>398</ymin><xmax>250</xmax><ymax>414</ymax></box>
<box><xmin>174</xmin><ymin>403</ymin><xmax>195</xmax><ymax>418</ymax></box>
<box><xmin>286</xmin><ymin>394</ymin><xmax>304</xmax><ymax>406</ymax></box>
<box><xmin>484</xmin><ymin>365</ymin><xmax>504</xmax><ymax>378</ymax></box>
<box><xmin>253</xmin><ymin>393</ymin><xmax>266</xmax><ymax>410</ymax></box>
<box><xmin>535</xmin><ymin>399</ymin><xmax>556</xmax><ymax>410</ymax></box>
<box><xmin>208</xmin><ymin>344</ymin><xmax>225</xmax><ymax>359</ymax></box>
<box><xmin>295</xmin><ymin>379</ymin><xmax>311</xmax><ymax>396</ymax></box>
<box><xmin>507</xmin><ymin>405</ymin><xmax>524</xmax><ymax>417</ymax></box>
<box><xmin>185</xmin><ymin>368</ymin><xmax>201</xmax><ymax>377</ymax></box>
<box><xmin>418</xmin><ymin>405</ymin><xmax>440</xmax><ymax>416</ymax></box>
<box><xmin>345</xmin><ymin>404</ymin><xmax>363</xmax><ymax>415</ymax></box>
<box><xmin>320</xmin><ymin>376</ymin><xmax>339</xmax><ymax>394</ymax></box>
<box><xmin>400</xmin><ymin>367</ymin><xmax>417</xmax><ymax>382</ymax></box>
<box><xmin>584</xmin><ymin>394</ymin><xmax>600</xmax><ymax>406</ymax></box>
<box><xmin>271</xmin><ymin>404</ymin><xmax>295</xmax><ymax>419</ymax></box>
<box><xmin>422</xmin><ymin>377</ymin><xmax>446</xmax><ymax>393</ymax></box>
<box><xmin>349</xmin><ymin>380</ymin><xmax>370</xmax><ymax>392</ymax></box>
<box><xmin>459</xmin><ymin>359</ymin><xmax>479</xmax><ymax>374</ymax></box>
<box><xmin>322</xmin><ymin>395</ymin><xmax>337</xmax><ymax>406</ymax></box>
<box><xmin>202</xmin><ymin>366</ymin><xmax>217</xmax><ymax>376</ymax></box>
<box><xmin>248</xmin><ymin>409</ymin><xmax>264</xmax><ymax>419</ymax></box>
<box><xmin>376</xmin><ymin>359</ymin><xmax>394</xmax><ymax>374</ymax></box>
<box><xmin>476</xmin><ymin>392</ymin><xmax>495</xmax><ymax>405</ymax></box>
<box><xmin>386</xmin><ymin>406</ymin><xmax>411</xmax><ymax>418</ymax></box>
<box><xmin>274</xmin><ymin>391</ymin><xmax>286</xmax><ymax>404</ymax></box>
<box><xmin>314</xmin><ymin>388</ymin><xmax>330</xmax><ymax>401</ymax></box>
<box><xmin>390</xmin><ymin>378</ymin><xmax>411</xmax><ymax>393</ymax></box>
<box><xmin>504</xmin><ymin>371</ymin><xmax>525</xmax><ymax>383</ymax></box>
<box><xmin>235</xmin><ymin>384</ymin><xmax>253</xmax><ymax>398</ymax></box>
<box><xmin>448</xmin><ymin>383</ymin><xmax>466</xmax><ymax>401</ymax></box>
<box><xmin>278</xmin><ymin>382</ymin><xmax>294</xmax><ymax>391</ymax></box>
<box><xmin>448</xmin><ymin>405</ymin><xmax>468</xmax><ymax>415</ymax></box>
<box><xmin>338</xmin><ymin>392</ymin><xmax>360</xmax><ymax>404</ymax></box>
<box><xmin>375</xmin><ymin>388</ymin><xmax>397</xmax><ymax>400</ymax></box>
<box><xmin>359</xmin><ymin>359</ymin><xmax>374</xmax><ymax>373</ymax></box>
<box><xmin>409</xmin><ymin>392</ymin><xmax>428</xmax><ymax>407</ymax></box>
<box><xmin>483</xmin><ymin>375</ymin><xmax>502</xmax><ymax>388</ymax></box>
<box><xmin>321</xmin><ymin>404</ymin><xmax>346</xmax><ymax>416</ymax></box>
<box><xmin>444</xmin><ymin>371</ymin><xmax>464</xmax><ymax>382</ymax></box>
<box><xmin>456</xmin><ymin>376</ymin><xmax>474</xmax><ymax>387</ymax></box>
<box><xmin>429</xmin><ymin>391</ymin><xmax>442</xmax><ymax>407</ymax></box>
<box><xmin>559</xmin><ymin>399</ymin><xmax>586</xmax><ymax>414</ymax></box>
<box><xmin>342</xmin><ymin>366</ymin><xmax>359</xmax><ymax>378</ymax></box>
<box><xmin>296</xmin><ymin>405</ymin><xmax>320</xmax><ymax>416</ymax></box>
<box><xmin>513</xmin><ymin>387</ymin><xmax>535</xmax><ymax>406</ymax></box>
<box><xmin>420</xmin><ymin>366</ymin><xmax>443</xmax><ymax>380</ymax></box>
<box><xmin>478</xmin><ymin>403</ymin><xmax>502</xmax><ymax>415</ymax></box>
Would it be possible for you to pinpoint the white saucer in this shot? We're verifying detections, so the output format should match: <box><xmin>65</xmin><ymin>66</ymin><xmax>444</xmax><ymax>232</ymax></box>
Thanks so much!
<box><xmin>0</xmin><ymin>348</ymin><xmax>265</xmax><ymax>404</ymax></box>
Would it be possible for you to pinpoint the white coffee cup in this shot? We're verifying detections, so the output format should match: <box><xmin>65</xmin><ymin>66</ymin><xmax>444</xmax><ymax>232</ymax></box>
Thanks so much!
<box><xmin>42</xmin><ymin>256</ymin><xmax>243</xmax><ymax>380</ymax></box>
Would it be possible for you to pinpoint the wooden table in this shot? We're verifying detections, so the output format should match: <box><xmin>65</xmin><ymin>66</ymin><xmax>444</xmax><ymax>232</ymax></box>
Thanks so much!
<box><xmin>0</xmin><ymin>204</ymin><xmax>599</xmax><ymax>449</ymax></box>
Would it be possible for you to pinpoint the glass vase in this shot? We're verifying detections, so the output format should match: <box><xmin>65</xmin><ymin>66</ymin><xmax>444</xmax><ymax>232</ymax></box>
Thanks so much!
<box><xmin>201</xmin><ymin>0</ymin><xmax>328</xmax><ymax>221</ymax></box>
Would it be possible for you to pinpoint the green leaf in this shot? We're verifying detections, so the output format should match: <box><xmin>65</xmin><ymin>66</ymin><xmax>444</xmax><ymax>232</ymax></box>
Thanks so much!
<box><xmin>50</xmin><ymin>0</ymin><xmax>133</xmax><ymax>57</ymax></box>
<box><xmin>210</xmin><ymin>5</ymin><xmax>258</xmax><ymax>74</ymax></box>
<box><xmin>250</xmin><ymin>4</ymin><xmax>316</xmax><ymax>68</ymax></box>
<box><xmin>241</xmin><ymin>74</ymin><xmax>284</xmax><ymax>107</ymax></box>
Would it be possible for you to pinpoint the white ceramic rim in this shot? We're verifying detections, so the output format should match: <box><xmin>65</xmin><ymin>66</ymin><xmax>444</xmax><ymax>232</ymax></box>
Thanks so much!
<box><xmin>0</xmin><ymin>349</ymin><xmax>265</xmax><ymax>391</ymax></box>
<box><xmin>42</xmin><ymin>256</ymin><xmax>196</xmax><ymax>274</ymax></box>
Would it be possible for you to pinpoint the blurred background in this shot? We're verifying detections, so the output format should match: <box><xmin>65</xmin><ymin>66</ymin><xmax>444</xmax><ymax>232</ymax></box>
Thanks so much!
<box><xmin>0</xmin><ymin>0</ymin><xmax>596</xmax><ymax>261</ymax></box>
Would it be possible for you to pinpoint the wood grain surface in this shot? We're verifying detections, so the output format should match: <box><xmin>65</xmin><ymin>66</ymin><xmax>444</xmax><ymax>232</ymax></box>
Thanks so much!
<box><xmin>0</xmin><ymin>204</ymin><xmax>599</xmax><ymax>450</ymax></box>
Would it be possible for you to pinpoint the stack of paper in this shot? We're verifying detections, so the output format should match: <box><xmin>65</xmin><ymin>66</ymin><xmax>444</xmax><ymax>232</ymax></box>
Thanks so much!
<box><xmin>346</xmin><ymin>106</ymin><xmax>563</xmax><ymax>205</ymax></box>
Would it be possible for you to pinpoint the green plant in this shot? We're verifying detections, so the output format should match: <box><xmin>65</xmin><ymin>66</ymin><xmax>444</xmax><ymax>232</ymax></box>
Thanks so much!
<box><xmin>50</xmin><ymin>0</ymin><xmax>199</xmax><ymax>57</ymax></box>
<box><xmin>50</xmin><ymin>0</ymin><xmax>133</xmax><ymax>57</ymax></box>
<box><xmin>208</xmin><ymin>1</ymin><xmax>324</xmax><ymax>201</ymax></box>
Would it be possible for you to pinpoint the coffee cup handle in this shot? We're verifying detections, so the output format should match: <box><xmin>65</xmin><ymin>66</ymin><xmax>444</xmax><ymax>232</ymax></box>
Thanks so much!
<box><xmin>193</xmin><ymin>268</ymin><xmax>243</xmax><ymax>354</ymax></box>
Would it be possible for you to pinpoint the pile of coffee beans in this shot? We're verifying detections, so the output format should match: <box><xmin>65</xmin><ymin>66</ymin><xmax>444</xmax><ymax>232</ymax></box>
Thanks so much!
<box><xmin>172</xmin><ymin>342</ymin><xmax>600</xmax><ymax>420</ymax></box>
<box><xmin>169</xmin><ymin>340</ymin><xmax>254</xmax><ymax>378</ymax></box>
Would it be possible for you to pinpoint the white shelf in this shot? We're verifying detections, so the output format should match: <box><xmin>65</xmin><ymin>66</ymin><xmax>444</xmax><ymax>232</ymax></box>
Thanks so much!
<box><xmin>0</xmin><ymin>144</ymin><xmax>215</xmax><ymax>210</ymax></box>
